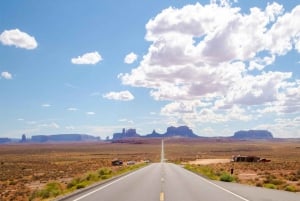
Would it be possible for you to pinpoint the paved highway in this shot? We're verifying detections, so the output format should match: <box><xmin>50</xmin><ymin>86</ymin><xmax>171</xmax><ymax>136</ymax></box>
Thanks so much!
<box><xmin>60</xmin><ymin>140</ymin><xmax>300</xmax><ymax>201</ymax></box>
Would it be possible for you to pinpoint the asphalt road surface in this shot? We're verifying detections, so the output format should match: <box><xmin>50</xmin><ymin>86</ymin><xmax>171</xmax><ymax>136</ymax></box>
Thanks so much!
<box><xmin>60</xmin><ymin>162</ymin><xmax>300</xmax><ymax>201</ymax></box>
<box><xmin>60</xmin><ymin>140</ymin><xmax>299</xmax><ymax>201</ymax></box>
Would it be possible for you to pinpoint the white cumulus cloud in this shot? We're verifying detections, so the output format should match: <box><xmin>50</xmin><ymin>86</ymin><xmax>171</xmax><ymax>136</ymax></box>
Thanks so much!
<box><xmin>0</xmin><ymin>29</ymin><xmax>38</xmax><ymax>49</ymax></box>
<box><xmin>67</xmin><ymin>107</ymin><xmax>78</xmax><ymax>111</ymax></box>
<box><xmin>71</xmin><ymin>51</ymin><xmax>102</xmax><ymax>65</ymax></box>
<box><xmin>86</xmin><ymin>111</ymin><xmax>96</xmax><ymax>115</ymax></box>
<box><xmin>1</xmin><ymin>71</ymin><xmax>12</xmax><ymax>79</ymax></box>
<box><xmin>124</xmin><ymin>52</ymin><xmax>138</xmax><ymax>64</ymax></box>
<box><xmin>119</xmin><ymin>1</ymin><xmax>300</xmax><ymax>130</ymax></box>
<box><xmin>103</xmin><ymin>90</ymin><xmax>134</xmax><ymax>101</ymax></box>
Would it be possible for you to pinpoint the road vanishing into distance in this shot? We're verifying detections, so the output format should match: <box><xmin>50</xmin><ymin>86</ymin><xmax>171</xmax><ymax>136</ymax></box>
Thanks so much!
<box><xmin>60</xmin><ymin>140</ymin><xmax>300</xmax><ymax>201</ymax></box>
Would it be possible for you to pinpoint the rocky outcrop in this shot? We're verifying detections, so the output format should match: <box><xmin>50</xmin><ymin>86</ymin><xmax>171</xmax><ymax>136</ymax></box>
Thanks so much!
<box><xmin>163</xmin><ymin>126</ymin><xmax>199</xmax><ymax>138</ymax></box>
<box><xmin>232</xmin><ymin>130</ymin><xmax>273</xmax><ymax>140</ymax></box>
<box><xmin>145</xmin><ymin>130</ymin><xmax>162</xmax><ymax>138</ymax></box>
<box><xmin>0</xmin><ymin>138</ymin><xmax>11</xmax><ymax>144</ymax></box>
<box><xmin>31</xmin><ymin>134</ymin><xmax>99</xmax><ymax>142</ymax></box>
<box><xmin>144</xmin><ymin>126</ymin><xmax>199</xmax><ymax>138</ymax></box>
<box><xmin>114</xmin><ymin>126</ymin><xmax>199</xmax><ymax>139</ymax></box>
<box><xmin>112</xmin><ymin>128</ymin><xmax>140</xmax><ymax>140</ymax></box>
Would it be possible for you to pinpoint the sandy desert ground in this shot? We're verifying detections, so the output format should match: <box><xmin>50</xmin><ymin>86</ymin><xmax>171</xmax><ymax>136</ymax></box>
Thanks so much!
<box><xmin>0</xmin><ymin>138</ymin><xmax>299</xmax><ymax>200</ymax></box>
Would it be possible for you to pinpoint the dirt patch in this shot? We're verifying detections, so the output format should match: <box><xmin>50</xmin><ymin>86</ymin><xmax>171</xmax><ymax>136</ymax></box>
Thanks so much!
<box><xmin>188</xmin><ymin>158</ymin><xmax>231</xmax><ymax>165</ymax></box>
<box><xmin>238</xmin><ymin>173</ymin><xmax>258</xmax><ymax>180</ymax></box>
<box><xmin>0</xmin><ymin>141</ymin><xmax>161</xmax><ymax>201</ymax></box>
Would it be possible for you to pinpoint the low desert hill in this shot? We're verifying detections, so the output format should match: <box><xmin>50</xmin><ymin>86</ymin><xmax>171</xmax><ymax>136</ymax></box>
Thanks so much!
<box><xmin>232</xmin><ymin>130</ymin><xmax>273</xmax><ymax>140</ymax></box>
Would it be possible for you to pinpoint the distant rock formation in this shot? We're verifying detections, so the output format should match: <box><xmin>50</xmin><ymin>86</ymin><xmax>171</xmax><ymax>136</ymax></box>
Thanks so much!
<box><xmin>0</xmin><ymin>138</ymin><xmax>11</xmax><ymax>144</ymax></box>
<box><xmin>112</xmin><ymin>128</ymin><xmax>140</xmax><ymax>140</ymax></box>
<box><xmin>113</xmin><ymin>126</ymin><xmax>199</xmax><ymax>140</ymax></box>
<box><xmin>31</xmin><ymin>134</ymin><xmax>99</xmax><ymax>143</ymax></box>
<box><xmin>145</xmin><ymin>130</ymin><xmax>163</xmax><ymax>138</ymax></box>
<box><xmin>143</xmin><ymin>126</ymin><xmax>199</xmax><ymax>138</ymax></box>
<box><xmin>20</xmin><ymin>134</ymin><xmax>27</xmax><ymax>143</ymax></box>
<box><xmin>163</xmin><ymin>126</ymin><xmax>199</xmax><ymax>138</ymax></box>
<box><xmin>232</xmin><ymin>130</ymin><xmax>273</xmax><ymax>140</ymax></box>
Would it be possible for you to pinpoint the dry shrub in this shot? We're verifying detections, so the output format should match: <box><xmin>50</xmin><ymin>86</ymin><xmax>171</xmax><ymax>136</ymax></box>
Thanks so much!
<box><xmin>0</xmin><ymin>141</ymin><xmax>161</xmax><ymax>200</ymax></box>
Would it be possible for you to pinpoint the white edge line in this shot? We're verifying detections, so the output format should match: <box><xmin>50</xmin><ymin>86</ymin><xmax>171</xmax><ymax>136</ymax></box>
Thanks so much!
<box><xmin>73</xmin><ymin>165</ymin><xmax>149</xmax><ymax>201</ymax></box>
<box><xmin>185</xmin><ymin>168</ymin><xmax>250</xmax><ymax>201</ymax></box>
<box><xmin>73</xmin><ymin>164</ymin><xmax>249</xmax><ymax>201</ymax></box>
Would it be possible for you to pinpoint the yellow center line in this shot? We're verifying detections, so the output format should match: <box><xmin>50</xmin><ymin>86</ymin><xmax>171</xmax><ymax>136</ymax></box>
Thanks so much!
<box><xmin>160</xmin><ymin>192</ymin><xmax>164</xmax><ymax>201</ymax></box>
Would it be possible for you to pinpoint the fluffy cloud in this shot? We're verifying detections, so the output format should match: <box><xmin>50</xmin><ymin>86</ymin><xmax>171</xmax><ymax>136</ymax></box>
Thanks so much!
<box><xmin>267</xmin><ymin>5</ymin><xmax>300</xmax><ymax>55</ymax></box>
<box><xmin>41</xmin><ymin>104</ymin><xmax>51</xmax><ymax>108</ymax></box>
<box><xmin>161</xmin><ymin>100</ymin><xmax>210</xmax><ymax>115</ymax></box>
<box><xmin>255</xmin><ymin>80</ymin><xmax>300</xmax><ymax>114</ymax></box>
<box><xmin>256</xmin><ymin>117</ymin><xmax>300</xmax><ymax>138</ymax></box>
<box><xmin>277</xmin><ymin>80</ymin><xmax>300</xmax><ymax>113</ymax></box>
<box><xmin>124</xmin><ymin>52</ymin><xmax>138</xmax><ymax>64</ymax></box>
<box><xmin>103</xmin><ymin>90</ymin><xmax>134</xmax><ymax>101</ymax></box>
<box><xmin>161</xmin><ymin>102</ymin><xmax>252</xmax><ymax>125</ymax></box>
<box><xmin>218</xmin><ymin>71</ymin><xmax>292</xmax><ymax>107</ymax></box>
<box><xmin>71</xmin><ymin>51</ymin><xmax>102</xmax><ymax>65</ymax></box>
<box><xmin>119</xmin><ymin>1</ymin><xmax>300</xmax><ymax>130</ymax></box>
<box><xmin>67</xmin><ymin>107</ymin><xmax>78</xmax><ymax>111</ymax></box>
<box><xmin>86</xmin><ymin>111</ymin><xmax>96</xmax><ymax>115</ymax></box>
<box><xmin>1</xmin><ymin>71</ymin><xmax>12</xmax><ymax>79</ymax></box>
<box><xmin>0</xmin><ymin>29</ymin><xmax>38</xmax><ymax>49</ymax></box>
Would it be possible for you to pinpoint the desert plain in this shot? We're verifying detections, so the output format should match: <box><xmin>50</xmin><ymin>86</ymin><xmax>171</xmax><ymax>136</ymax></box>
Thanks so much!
<box><xmin>0</xmin><ymin>138</ymin><xmax>300</xmax><ymax>200</ymax></box>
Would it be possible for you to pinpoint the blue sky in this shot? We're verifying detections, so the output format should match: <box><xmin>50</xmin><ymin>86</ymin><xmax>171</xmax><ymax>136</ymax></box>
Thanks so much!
<box><xmin>1</xmin><ymin>0</ymin><xmax>299</xmax><ymax>139</ymax></box>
